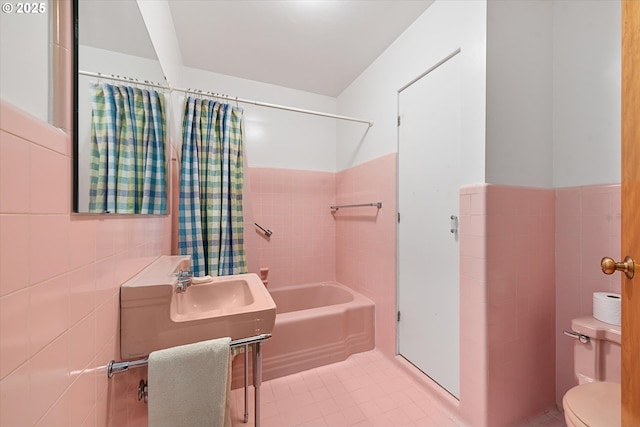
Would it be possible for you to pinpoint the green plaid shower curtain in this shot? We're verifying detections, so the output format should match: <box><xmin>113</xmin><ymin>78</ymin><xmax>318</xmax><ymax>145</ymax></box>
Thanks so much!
<box><xmin>178</xmin><ymin>97</ymin><xmax>247</xmax><ymax>277</ymax></box>
<box><xmin>88</xmin><ymin>82</ymin><xmax>167</xmax><ymax>214</ymax></box>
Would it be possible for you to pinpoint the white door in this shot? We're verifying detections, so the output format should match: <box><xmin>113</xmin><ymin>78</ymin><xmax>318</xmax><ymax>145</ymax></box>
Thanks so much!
<box><xmin>397</xmin><ymin>51</ymin><xmax>461</xmax><ymax>398</ymax></box>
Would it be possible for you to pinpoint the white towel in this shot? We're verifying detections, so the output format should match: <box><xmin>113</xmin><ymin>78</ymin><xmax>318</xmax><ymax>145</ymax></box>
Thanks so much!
<box><xmin>148</xmin><ymin>337</ymin><xmax>232</xmax><ymax>427</ymax></box>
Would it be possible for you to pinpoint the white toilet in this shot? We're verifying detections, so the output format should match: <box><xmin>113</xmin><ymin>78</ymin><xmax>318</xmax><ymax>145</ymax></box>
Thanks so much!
<box><xmin>562</xmin><ymin>316</ymin><xmax>621</xmax><ymax>427</ymax></box>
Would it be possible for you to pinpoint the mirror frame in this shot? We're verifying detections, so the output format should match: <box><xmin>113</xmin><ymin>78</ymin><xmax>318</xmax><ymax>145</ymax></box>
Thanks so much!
<box><xmin>72</xmin><ymin>0</ymin><xmax>78</xmax><ymax>212</ymax></box>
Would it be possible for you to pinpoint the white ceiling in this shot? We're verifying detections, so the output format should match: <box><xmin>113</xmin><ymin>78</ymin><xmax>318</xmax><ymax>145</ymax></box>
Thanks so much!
<box><xmin>79</xmin><ymin>0</ymin><xmax>158</xmax><ymax>61</ymax></box>
<box><xmin>80</xmin><ymin>0</ymin><xmax>433</xmax><ymax>97</ymax></box>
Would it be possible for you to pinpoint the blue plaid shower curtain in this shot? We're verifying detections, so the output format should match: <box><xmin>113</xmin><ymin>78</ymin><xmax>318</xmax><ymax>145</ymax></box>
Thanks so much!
<box><xmin>178</xmin><ymin>96</ymin><xmax>247</xmax><ymax>277</ymax></box>
<box><xmin>88</xmin><ymin>82</ymin><xmax>167</xmax><ymax>214</ymax></box>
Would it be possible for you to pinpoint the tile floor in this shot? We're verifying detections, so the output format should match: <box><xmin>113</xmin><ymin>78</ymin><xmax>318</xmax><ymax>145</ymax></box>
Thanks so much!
<box><xmin>230</xmin><ymin>350</ymin><xmax>567</xmax><ymax>427</ymax></box>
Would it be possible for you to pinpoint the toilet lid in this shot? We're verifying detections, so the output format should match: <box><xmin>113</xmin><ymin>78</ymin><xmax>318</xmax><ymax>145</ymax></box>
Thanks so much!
<box><xmin>563</xmin><ymin>382</ymin><xmax>621</xmax><ymax>427</ymax></box>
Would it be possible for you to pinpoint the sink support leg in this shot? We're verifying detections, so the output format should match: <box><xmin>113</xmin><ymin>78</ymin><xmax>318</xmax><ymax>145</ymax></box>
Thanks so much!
<box><xmin>252</xmin><ymin>342</ymin><xmax>263</xmax><ymax>427</ymax></box>
<box><xmin>243</xmin><ymin>345</ymin><xmax>249</xmax><ymax>423</ymax></box>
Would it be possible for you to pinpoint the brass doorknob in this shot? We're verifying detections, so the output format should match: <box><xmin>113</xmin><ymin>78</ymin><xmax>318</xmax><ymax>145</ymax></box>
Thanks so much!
<box><xmin>601</xmin><ymin>256</ymin><xmax>635</xmax><ymax>279</ymax></box>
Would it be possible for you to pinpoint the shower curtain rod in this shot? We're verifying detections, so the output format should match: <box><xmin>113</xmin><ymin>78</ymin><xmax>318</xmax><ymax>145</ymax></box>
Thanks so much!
<box><xmin>79</xmin><ymin>70</ymin><xmax>169</xmax><ymax>91</ymax></box>
<box><xmin>79</xmin><ymin>70</ymin><xmax>374</xmax><ymax>127</ymax></box>
<box><xmin>173</xmin><ymin>86</ymin><xmax>374</xmax><ymax>127</ymax></box>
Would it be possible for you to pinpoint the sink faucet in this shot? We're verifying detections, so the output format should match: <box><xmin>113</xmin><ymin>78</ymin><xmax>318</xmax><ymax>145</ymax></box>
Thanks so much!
<box><xmin>175</xmin><ymin>270</ymin><xmax>193</xmax><ymax>293</ymax></box>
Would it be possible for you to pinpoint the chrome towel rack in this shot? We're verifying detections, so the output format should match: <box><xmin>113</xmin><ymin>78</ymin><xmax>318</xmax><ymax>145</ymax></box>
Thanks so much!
<box><xmin>107</xmin><ymin>333</ymin><xmax>272</xmax><ymax>427</ymax></box>
<box><xmin>330</xmin><ymin>202</ymin><xmax>382</xmax><ymax>211</ymax></box>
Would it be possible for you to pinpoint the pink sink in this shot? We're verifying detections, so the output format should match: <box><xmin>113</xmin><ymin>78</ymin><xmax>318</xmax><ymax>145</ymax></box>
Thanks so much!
<box><xmin>120</xmin><ymin>256</ymin><xmax>276</xmax><ymax>359</ymax></box>
<box><xmin>172</xmin><ymin>277</ymin><xmax>255</xmax><ymax>319</ymax></box>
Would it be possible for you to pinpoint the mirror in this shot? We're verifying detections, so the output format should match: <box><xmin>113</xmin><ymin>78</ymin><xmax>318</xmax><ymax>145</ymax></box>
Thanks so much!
<box><xmin>73</xmin><ymin>0</ymin><xmax>168</xmax><ymax>214</ymax></box>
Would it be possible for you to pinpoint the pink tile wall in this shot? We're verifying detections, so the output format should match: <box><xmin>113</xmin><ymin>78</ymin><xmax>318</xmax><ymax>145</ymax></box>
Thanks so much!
<box><xmin>244</xmin><ymin>155</ymin><xmax>396</xmax><ymax>355</ymax></box>
<box><xmin>554</xmin><ymin>184</ymin><xmax>620</xmax><ymax>406</ymax></box>
<box><xmin>247</xmin><ymin>167</ymin><xmax>336</xmax><ymax>288</ymax></box>
<box><xmin>485</xmin><ymin>185</ymin><xmax>556</xmax><ymax>427</ymax></box>
<box><xmin>335</xmin><ymin>153</ymin><xmax>397</xmax><ymax>357</ymax></box>
<box><xmin>459</xmin><ymin>184</ymin><xmax>489</xmax><ymax>427</ymax></box>
<box><xmin>0</xmin><ymin>85</ymin><xmax>170</xmax><ymax>427</ymax></box>
<box><xmin>459</xmin><ymin>184</ymin><xmax>556</xmax><ymax>427</ymax></box>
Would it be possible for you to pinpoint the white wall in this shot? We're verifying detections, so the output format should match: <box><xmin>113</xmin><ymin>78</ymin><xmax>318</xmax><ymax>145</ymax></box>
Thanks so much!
<box><xmin>0</xmin><ymin>0</ymin><xmax>50</xmax><ymax>122</ymax></box>
<box><xmin>552</xmin><ymin>0</ymin><xmax>621</xmax><ymax>188</ymax></box>
<box><xmin>336</xmin><ymin>0</ymin><xmax>487</xmax><ymax>187</ymax></box>
<box><xmin>484</xmin><ymin>0</ymin><xmax>620</xmax><ymax>188</ymax></box>
<box><xmin>79</xmin><ymin>45</ymin><xmax>166</xmax><ymax>84</ymax></box>
<box><xmin>335</xmin><ymin>0</ymin><xmax>619</xmax><ymax>188</ymax></box>
<box><xmin>137</xmin><ymin>0</ymin><xmax>184</xmax><ymax>152</ymax></box>
<box><xmin>178</xmin><ymin>66</ymin><xmax>338</xmax><ymax>172</ymax></box>
<box><xmin>486</xmin><ymin>0</ymin><xmax>554</xmax><ymax>188</ymax></box>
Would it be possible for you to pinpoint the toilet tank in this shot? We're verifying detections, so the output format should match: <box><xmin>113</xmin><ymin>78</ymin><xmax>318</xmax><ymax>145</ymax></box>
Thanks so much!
<box><xmin>571</xmin><ymin>316</ymin><xmax>621</xmax><ymax>384</ymax></box>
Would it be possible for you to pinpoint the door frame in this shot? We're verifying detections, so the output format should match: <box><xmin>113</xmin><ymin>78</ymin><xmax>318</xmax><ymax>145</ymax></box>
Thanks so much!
<box><xmin>621</xmin><ymin>1</ymin><xmax>639</xmax><ymax>425</ymax></box>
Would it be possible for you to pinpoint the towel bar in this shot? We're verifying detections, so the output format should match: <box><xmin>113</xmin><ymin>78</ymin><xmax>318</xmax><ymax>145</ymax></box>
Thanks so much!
<box><xmin>107</xmin><ymin>333</ymin><xmax>272</xmax><ymax>426</ymax></box>
<box><xmin>330</xmin><ymin>202</ymin><xmax>382</xmax><ymax>211</ymax></box>
<box><xmin>107</xmin><ymin>333</ymin><xmax>271</xmax><ymax>376</ymax></box>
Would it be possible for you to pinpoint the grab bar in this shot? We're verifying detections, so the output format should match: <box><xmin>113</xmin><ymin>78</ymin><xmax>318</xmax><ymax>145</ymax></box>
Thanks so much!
<box><xmin>254</xmin><ymin>222</ymin><xmax>273</xmax><ymax>237</ymax></box>
<box><xmin>330</xmin><ymin>202</ymin><xmax>382</xmax><ymax>211</ymax></box>
<box><xmin>107</xmin><ymin>333</ymin><xmax>271</xmax><ymax>427</ymax></box>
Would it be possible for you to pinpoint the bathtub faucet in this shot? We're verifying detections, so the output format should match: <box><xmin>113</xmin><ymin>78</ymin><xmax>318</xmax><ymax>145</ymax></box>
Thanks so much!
<box><xmin>176</xmin><ymin>270</ymin><xmax>193</xmax><ymax>293</ymax></box>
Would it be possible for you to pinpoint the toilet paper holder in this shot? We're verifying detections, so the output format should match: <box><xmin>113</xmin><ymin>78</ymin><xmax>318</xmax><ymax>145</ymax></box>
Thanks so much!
<box><xmin>563</xmin><ymin>330</ymin><xmax>590</xmax><ymax>344</ymax></box>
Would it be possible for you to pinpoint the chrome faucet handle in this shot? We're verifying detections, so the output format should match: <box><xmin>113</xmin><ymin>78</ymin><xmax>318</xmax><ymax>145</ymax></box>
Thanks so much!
<box><xmin>176</xmin><ymin>270</ymin><xmax>193</xmax><ymax>279</ymax></box>
<box><xmin>176</xmin><ymin>281</ymin><xmax>190</xmax><ymax>293</ymax></box>
<box><xmin>176</xmin><ymin>274</ymin><xmax>193</xmax><ymax>293</ymax></box>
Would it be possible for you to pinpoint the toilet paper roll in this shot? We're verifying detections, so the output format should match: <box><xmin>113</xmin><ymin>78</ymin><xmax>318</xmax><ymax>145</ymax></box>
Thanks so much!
<box><xmin>593</xmin><ymin>292</ymin><xmax>621</xmax><ymax>326</ymax></box>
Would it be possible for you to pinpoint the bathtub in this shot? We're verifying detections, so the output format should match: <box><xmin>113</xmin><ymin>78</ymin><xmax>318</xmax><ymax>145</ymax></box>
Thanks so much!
<box><xmin>232</xmin><ymin>281</ymin><xmax>374</xmax><ymax>385</ymax></box>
